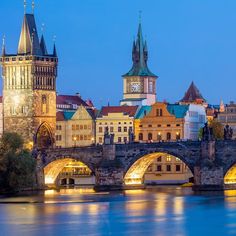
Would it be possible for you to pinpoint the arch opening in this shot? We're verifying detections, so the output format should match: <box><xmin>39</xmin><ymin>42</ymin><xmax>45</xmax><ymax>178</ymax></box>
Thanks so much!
<box><xmin>224</xmin><ymin>164</ymin><xmax>236</xmax><ymax>184</ymax></box>
<box><xmin>36</xmin><ymin>122</ymin><xmax>54</xmax><ymax>149</ymax></box>
<box><xmin>124</xmin><ymin>152</ymin><xmax>193</xmax><ymax>186</ymax></box>
<box><xmin>44</xmin><ymin>158</ymin><xmax>94</xmax><ymax>187</ymax></box>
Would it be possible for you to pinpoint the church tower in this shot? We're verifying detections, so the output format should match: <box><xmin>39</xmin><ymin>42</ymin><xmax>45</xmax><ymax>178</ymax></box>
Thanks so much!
<box><xmin>120</xmin><ymin>22</ymin><xmax>158</xmax><ymax>106</ymax></box>
<box><xmin>0</xmin><ymin>8</ymin><xmax>58</xmax><ymax>149</ymax></box>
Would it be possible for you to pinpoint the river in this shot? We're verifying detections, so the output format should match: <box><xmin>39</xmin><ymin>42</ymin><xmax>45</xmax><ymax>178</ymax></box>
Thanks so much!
<box><xmin>0</xmin><ymin>186</ymin><xmax>236</xmax><ymax>236</ymax></box>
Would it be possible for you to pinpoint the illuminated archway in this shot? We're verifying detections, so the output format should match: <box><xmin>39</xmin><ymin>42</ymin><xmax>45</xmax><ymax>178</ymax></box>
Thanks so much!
<box><xmin>44</xmin><ymin>158</ymin><xmax>93</xmax><ymax>186</ymax></box>
<box><xmin>35</xmin><ymin>122</ymin><xmax>54</xmax><ymax>149</ymax></box>
<box><xmin>224</xmin><ymin>164</ymin><xmax>236</xmax><ymax>184</ymax></box>
<box><xmin>124</xmin><ymin>152</ymin><xmax>193</xmax><ymax>185</ymax></box>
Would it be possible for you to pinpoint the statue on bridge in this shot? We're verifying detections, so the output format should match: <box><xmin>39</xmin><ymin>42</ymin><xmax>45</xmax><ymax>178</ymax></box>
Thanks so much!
<box><xmin>104</xmin><ymin>126</ymin><xmax>114</xmax><ymax>145</ymax></box>
<box><xmin>202</xmin><ymin>122</ymin><xmax>214</xmax><ymax>141</ymax></box>
<box><xmin>224</xmin><ymin>125</ymin><xmax>233</xmax><ymax>140</ymax></box>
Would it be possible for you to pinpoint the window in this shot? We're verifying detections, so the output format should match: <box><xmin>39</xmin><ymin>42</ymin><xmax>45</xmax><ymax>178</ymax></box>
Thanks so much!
<box><xmin>76</xmin><ymin>125</ymin><xmax>80</xmax><ymax>130</ymax></box>
<box><xmin>80</xmin><ymin>125</ymin><xmax>83</xmax><ymax>130</ymax></box>
<box><xmin>147</xmin><ymin>165</ymin><xmax>152</xmax><ymax>172</ymax></box>
<box><xmin>84</xmin><ymin>125</ymin><xmax>88</xmax><ymax>130</ymax></box>
<box><xmin>148</xmin><ymin>124</ymin><xmax>152</xmax><ymax>127</ymax></box>
<box><xmin>176</xmin><ymin>165</ymin><xmax>181</xmax><ymax>172</ymax></box>
<box><xmin>110</xmin><ymin>127</ymin><xmax>114</xmax><ymax>132</ymax></box>
<box><xmin>124</xmin><ymin>127</ymin><xmax>127</xmax><ymax>132</ymax></box>
<box><xmin>166</xmin><ymin>165</ymin><xmax>171</xmax><ymax>172</ymax></box>
<box><xmin>139</xmin><ymin>125</ymin><xmax>143</xmax><ymax>128</ymax></box>
<box><xmin>84</xmin><ymin>135</ymin><xmax>87</xmax><ymax>140</ymax></box>
<box><xmin>42</xmin><ymin>95</ymin><xmax>47</xmax><ymax>114</ymax></box>
<box><xmin>156</xmin><ymin>108</ymin><xmax>163</xmax><ymax>117</ymax></box>
<box><xmin>157</xmin><ymin>124</ymin><xmax>161</xmax><ymax>127</ymax></box>
<box><xmin>118</xmin><ymin>127</ymin><xmax>122</xmax><ymax>132</ymax></box>
<box><xmin>80</xmin><ymin>135</ymin><xmax>84</xmax><ymax>141</ymax></box>
<box><xmin>118</xmin><ymin>137</ymin><xmax>122</xmax><ymax>143</ymax></box>
<box><xmin>167</xmin><ymin>132</ymin><xmax>171</xmax><ymax>140</ymax></box>
<box><xmin>139</xmin><ymin>133</ymin><xmax>143</xmax><ymax>141</ymax></box>
<box><xmin>157</xmin><ymin>165</ymin><xmax>162</xmax><ymax>172</ymax></box>
<box><xmin>124</xmin><ymin>137</ymin><xmax>127</xmax><ymax>143</ymax></box>
<box><xmin>99</xmin><ymin>137</ymin><xmax>103</xmax><ymax>143</ymax></box>
<box><xmin>176</xmin><ymin>124</ymin><xmax>180</xmax><ymax>127</ymax></box>
<box><xmin>56</xmin><ymin>125</ymin><xmax>62</xmax><ymax>130</ymax></box>
<box><xmin>99</xmin><ymin>127</ymin><xmax>103</xmax><ymax>133</ymax></box>
<box><xmin>148</xmin><ymin>133</ymin><xmax>153</xmax><ymax>141</ymax></box>
<box><xmin>157</xmin><ymin>156</ymin><xmax>162</xmax><ymax>162</ymax></box>
<box><xmin>166</xmin><ymin>156</ymin><xmax>172</xmax><ymax>162</ymax></box>
<box><xmin>72</xmin><ymin>124</ymin><xmax>76</xmax><ymax>131</ymax></box>
<box><xmin>167</xmin><ymin>124</ymin><xmax>171</xmax><ymax>127</ymax></box>
<box><xmin>56</xmin><ymin>135</ymin><xmax>62</xmax><ymax>141</ymax></box>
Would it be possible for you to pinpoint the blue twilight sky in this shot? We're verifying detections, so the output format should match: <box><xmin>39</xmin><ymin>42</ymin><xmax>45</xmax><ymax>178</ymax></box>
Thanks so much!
<box><xmin>1</xmin><ymin>0</ymin><xmax>236</xmax><ymax>107</ymax></box>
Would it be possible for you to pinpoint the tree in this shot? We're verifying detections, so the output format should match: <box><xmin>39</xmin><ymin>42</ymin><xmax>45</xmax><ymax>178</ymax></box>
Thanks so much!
<box><xmin>0</xmin><ymin>132</ymin><xmax>36</xmax><ymax>191</ymax></box>
<box><xmin>209</xmin><ymin>119</ymin><xmax>224</xmax><ymax>140</ymax></box>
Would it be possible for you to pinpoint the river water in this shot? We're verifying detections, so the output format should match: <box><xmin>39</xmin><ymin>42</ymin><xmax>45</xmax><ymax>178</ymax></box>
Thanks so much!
<box><xmin>0</xmin><ymin>186</ymin><xmax>236</xmax><ymax>236</ymax></box>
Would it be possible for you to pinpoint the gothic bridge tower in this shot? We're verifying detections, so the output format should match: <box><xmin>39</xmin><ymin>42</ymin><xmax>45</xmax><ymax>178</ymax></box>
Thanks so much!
<box><xmin>120</xmin><ymin>22</ymin><xmax>158</xmax><ymax>106</ymax></box>
<box><xmin>0</xmin><ymin>9</ymin><xmax>58</xmax><ymax>149</ymax></box>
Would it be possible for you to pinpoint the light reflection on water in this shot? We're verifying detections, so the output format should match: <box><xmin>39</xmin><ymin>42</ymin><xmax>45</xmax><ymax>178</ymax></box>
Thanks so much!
<box><xmin>1</xmin><ymin>187</ymin><xmax>236</xmax><ymax>235</ymax></box>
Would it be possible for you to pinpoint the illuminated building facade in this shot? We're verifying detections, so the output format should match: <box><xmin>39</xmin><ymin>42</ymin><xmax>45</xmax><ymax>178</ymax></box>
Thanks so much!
<box><xmin>217</xmin><ymin>101</ymin><xmax>236</xmax><ymax>138</ymax></box>
<box><xmin>120</xmin><ymin>22</ymin><xmax>158</xmax><ymax>106</ymax></box>
<box><xmin>96</xmin><ymin>106</ymin><xmax>138</xmax><ymax>144</ymax></box>
<box><xmin>0</xmin><ymin>11</ymin><xmax>58</xmax><ymax>148</ymax></box>
<box><xmin>56</xmin><ymin>105</ymin><xmax>96</xmax><ymax>148</ymax></box>
<box><xmin>134</xmin><ymin>102</ymin><xmax>186</xmax><ymax>142</ymax></box>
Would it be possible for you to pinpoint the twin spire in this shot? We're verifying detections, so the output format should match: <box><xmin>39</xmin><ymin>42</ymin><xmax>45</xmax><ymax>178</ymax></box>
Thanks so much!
<box><xmin>2</xmin><ymin>1</ymin><xmax>57</xmax><ymax>57</ymax></box>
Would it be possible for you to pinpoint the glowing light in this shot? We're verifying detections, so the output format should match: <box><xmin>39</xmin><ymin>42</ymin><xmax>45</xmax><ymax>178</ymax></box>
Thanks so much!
<box><xmin>224</xmin><ymin>164</ymin><xmax>236</xmax><ymax>184</ymax></box>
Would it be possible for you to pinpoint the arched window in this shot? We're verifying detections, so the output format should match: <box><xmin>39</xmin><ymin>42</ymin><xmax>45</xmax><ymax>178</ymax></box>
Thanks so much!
<box><xmin>139</xmin><ymin>133</ymin><xmax>143</xmax><ymax>141</ymax></box>
<box><xmin>167</xmin><ymin>132</ymin><xmax>171</xmax><ymax>141</ymax></box>
<box><xmin>42</xmin><ymin>95</ymin><xmax>47</xmax><ymax>114</ymax></box>
<box><xmin>148</xmin><ymin>133</ymin><xmax>153</xmax><ymax>141</ymax></box>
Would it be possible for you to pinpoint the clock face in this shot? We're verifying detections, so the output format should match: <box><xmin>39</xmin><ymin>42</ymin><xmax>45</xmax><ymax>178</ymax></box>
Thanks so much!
<box><xmin>131</xmin><ymin>83</ymin><xmax>141</xmax><ymax>92</ymax></box>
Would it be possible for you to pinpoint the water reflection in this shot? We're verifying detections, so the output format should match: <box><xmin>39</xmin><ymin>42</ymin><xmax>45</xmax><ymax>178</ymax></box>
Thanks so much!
<box><xmin>1</xmin><ymin>187</ymin><xmax>236</xmax><ymax>235</ymax></box>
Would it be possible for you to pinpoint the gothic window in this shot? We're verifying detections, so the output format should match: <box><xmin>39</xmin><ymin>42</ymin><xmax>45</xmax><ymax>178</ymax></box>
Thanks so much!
<box><xmin>42</xmin><ymin>95</ymin><xmax>47</xmax><ymax>114</ymax></box>
<box><xmin>149</xmin><ymin>81</ymin><xmax>153</xmax><ymax>93</ymax></box>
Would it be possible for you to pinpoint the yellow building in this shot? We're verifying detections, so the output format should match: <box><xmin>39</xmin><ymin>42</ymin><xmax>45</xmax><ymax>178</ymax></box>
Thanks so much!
<box><xmin>56</xmin><ymin>105</ymin><xmax>95</xmax><ymax>148</ymax></box>
<box><xmin>145</xmin><ymin>155</ymin><xmax>192</xmax><ymax>184</ymax></box>
<box><xmin>134</xmin><ymin>102</ymin><xmax>193</xmax><ymax>184</ymax></box>
<box><xmin>134</xmin><ymin>102</ymin><xmax>187</xmax><ymax>142</ymax></box>
<box><xmin>96</xmin><ymin>106</ymin><xmax>138</xmax><ymax>144</ymax></box>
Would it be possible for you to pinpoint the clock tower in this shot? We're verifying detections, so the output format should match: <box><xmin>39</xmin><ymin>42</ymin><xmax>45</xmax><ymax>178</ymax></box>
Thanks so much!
<box><xmin>120</xmin><ymin>22</ymin><xmax>158</xmax><ymax>106</ymax></box>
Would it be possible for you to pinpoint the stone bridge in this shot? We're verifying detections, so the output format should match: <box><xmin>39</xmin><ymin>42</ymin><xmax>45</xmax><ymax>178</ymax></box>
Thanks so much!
<box><xmin>36</xmin><ymin>140</ymin><xmax>236</xmax><ymax>191</ymax></box>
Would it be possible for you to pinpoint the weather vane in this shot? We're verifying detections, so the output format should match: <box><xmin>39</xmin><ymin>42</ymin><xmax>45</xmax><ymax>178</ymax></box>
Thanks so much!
<box><xmin>32</xmin><ymin>0</ymin><xmax>35</xmax><ymax>14</ymax></box>
<box><xmin>24</xmin><ymin>0</ymin><xmax>27</xmax><ymax>14</ymax></box>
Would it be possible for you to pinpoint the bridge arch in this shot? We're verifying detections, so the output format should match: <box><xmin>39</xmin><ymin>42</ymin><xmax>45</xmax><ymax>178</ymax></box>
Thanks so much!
<box><xmin>43</xmin><ymin>157</ymin><xmax>94</xmax><ymax>186</ymax></box>
<box><xmin>124</xmin><ymin>151</ymin><xmax>194</xmax><ymax>185</ymax></box>
<box><xmin>224</xmin><ymin>162</ymin><xmax>236</xmax><ymax>184</ymax></box>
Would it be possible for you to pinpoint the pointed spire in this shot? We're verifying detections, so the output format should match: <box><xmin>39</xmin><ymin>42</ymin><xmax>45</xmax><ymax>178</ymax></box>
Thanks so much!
<box><xmin>18</xmin><ymin>14</ymin><xmax>42</xmax><ymax>55</ymax></box>
<box><xmin>40</xmin><ymin>35</ymin><xmax>48</xmax><ymax>55</ymax></box>
<box><xmin>53</xmin><ymin>43</ymin><xmax>57</xmax><ymax>57</ymax></box>
<box><xmin>123</xmin><ymin>15</ymin><xmax>157</xmax><ymax>77</ymax></box>
<box><xmin>2</xmin><ymin>35</ymin><xmax>6</xmax><ymax>56</ymax></box>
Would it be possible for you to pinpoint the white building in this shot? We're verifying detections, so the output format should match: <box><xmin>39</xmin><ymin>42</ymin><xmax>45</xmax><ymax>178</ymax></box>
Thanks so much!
<box><xmin>184</xmin><ymin>104</ymin><xmax>206</xmax><ymax>140</ymax></box>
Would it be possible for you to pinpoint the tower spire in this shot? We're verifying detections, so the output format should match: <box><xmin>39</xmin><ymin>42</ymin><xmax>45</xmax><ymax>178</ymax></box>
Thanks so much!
<box><xmin>53</xmin><ymin>36</ymin><xmax>57</xmax><ymax>57</ymax></box>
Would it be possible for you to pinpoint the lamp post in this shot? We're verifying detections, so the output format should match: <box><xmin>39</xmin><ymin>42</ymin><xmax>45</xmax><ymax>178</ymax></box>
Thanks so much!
<box><xmin>73</xmin><ymin>136</ymin><xmax>77</xmax><ymax>147</ymax></box>
<box><xmin>91</xmin><ymin>137</ymin><xmax>95</xmax><ymax>146</ymax></box>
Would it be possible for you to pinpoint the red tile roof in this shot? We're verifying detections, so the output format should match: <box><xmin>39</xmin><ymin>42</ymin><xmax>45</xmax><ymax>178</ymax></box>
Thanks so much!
<box><xmin>56</xmin><ymin>111</ymin><xmax>65</xmax><ymax>121</ymax></box>
<box><xmin>99</xmin><ymin>106</ymin><xmax>138</xmax><ymax>117</ymax></box>
<box><xmin>180</xmin><ymin>82</ymin><xmax>206</xmax><ymax>103</ymax></box>
<box><xmin>56</xmin><ymin>95</ymin><xmax>89</xmax><ymax>107</ymax></box>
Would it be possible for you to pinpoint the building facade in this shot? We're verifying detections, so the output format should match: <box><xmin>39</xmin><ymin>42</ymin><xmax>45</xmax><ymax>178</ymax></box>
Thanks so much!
<box><xmin>56</xmin><ymin>105</ymin><xmax>96</xmax><ymax>148</ymax></box>
<box><xmin>96</xmin><ymin>106</ymin><xmax>138</xmax><ymax>144</ymax></box>
<box><xmin>0</xmin><ymin>12</ymin><xmax>58</xmax><ymax>148</ymax></box>
<box><xmin>134</xmin><ymin>102</ymin><xmax>187</xmax><ymax>142</ymax></box>
<box><xmin>217</xmin><ymin>101</ymin><xmax>236</xmax><ymax>139</ymax></box>
<box><xmin>120</xmin><ymin>23</ymin><xmax>158</xmax><ymax>106</ymax></box>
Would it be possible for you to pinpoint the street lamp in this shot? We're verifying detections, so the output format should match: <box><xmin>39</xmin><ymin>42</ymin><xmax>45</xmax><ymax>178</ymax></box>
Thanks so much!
<box><xmin>91</xmin><ymin>137</ymin><xmax>95</xmax><ymax>145</ymax></box>
<box><xmin>73</xmin><ymin>136</ymin><xmax>77</xmax><ymax>147</ymax></box>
